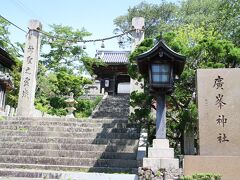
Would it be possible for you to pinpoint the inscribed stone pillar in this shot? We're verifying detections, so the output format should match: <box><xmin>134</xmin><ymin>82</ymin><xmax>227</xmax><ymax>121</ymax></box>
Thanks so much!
<box><xmin>131</xmin><ymin>17</ymin><xmax>145</xmax><ymax>51</ymax></box>
<box><xmin>184</xmin><ymin>69</ymin><xmax>240</xmax><ymax>180</ymax></box>
<box><xmin>17</xmin><ymin>20</ymin><xmax>42</xmax><ymax>117</ymax></box>
<box><xmin>197</xmin><ymin>69</ymin><xmax>240</xmax><ymax>155</ymax></box>
<box><xmin>130</xmin><ymin>17</ymin><xmax>144</xmax><ymax>113</ymax></box>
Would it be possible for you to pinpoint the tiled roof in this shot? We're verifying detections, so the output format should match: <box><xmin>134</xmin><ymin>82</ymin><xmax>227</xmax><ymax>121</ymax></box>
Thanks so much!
<box><xmin>95</xmin><ymin>50</ymin><xmax>130</xmax><ymax>64</ymax></box>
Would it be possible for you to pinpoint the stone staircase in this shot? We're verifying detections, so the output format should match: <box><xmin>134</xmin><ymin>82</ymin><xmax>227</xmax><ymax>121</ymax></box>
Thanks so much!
<box><xmin>92</xmin><ymin>95</ymin><xmax>130</xmax><ymax>119</ymax></box>
<box><xmin>0</xmin><ymin>106</ymin><xmax>140</xmax><ymax>179</ymax></box>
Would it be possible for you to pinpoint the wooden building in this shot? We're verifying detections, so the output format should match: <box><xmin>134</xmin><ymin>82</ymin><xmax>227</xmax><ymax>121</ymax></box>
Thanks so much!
<box><xmin>93</xmin><ymin>50</ymin><xmax>130</xmax><ymax>95</ymax></box>
<box><xmin>0</xmin><ymin>48</ymin><xmax>15</xmax><ymax>110</ymax></box>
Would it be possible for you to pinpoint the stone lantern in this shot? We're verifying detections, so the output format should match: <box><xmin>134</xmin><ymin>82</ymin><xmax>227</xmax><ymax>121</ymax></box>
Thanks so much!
<box><xmin>135</xmin><ymin>39</ymin><xmax>186</xmax><ymax>170</ymax></box>
<box><xmin>65</xmin><ymin>92</ymin><xmax>77</xmax><ymax>118</ymax></box>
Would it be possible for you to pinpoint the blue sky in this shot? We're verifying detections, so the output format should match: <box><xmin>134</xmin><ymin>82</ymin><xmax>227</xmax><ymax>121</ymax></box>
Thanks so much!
<box><xmin>1</xmin><ymin>0</ymin><xmax>177</xmax><ymax>57</ymax></box>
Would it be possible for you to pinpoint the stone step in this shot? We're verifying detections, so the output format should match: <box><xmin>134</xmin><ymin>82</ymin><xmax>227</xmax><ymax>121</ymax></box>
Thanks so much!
<box><xmin>99</xmin><ymin>105</ymin><xmax>129</xmax><ymax>108</ymax></box>
<box><xmin>93</xmin><ymin>110</ymin><xmax>128</xmax><ymax>113</ymax></box>
<box><xmin>102</xmin><ymin>97</ymin><xmax>129</xmax><ymax>100</ymax></box>
<box><xmin>0</xmin><ymin>136</ymin><xmax>138</xmax><ymax>145</ymax></box>
<box><xmin>94</xmin><ymin>111</ymin><xmax>129</xmax><ymax>114</ymax></box>
<box><xmin>0</xmin><ymin>168</ymin><xmax>138</xmax><ymax>179</ymax></box>
<box><xmin>0</xmin><ymin>155</ymin><xmax>138</xmax><ymax>168</ymax></box>
<box><xmin>101</xmin><ymin>100</ymin><xmax>128</xmax><ymax>102</ymax></box>
<box><xmin>6</xmin><ymin>117</ymin><xmax>129</xmax><ymax>123</ymax></box>
<box><xmin>92</xmin><ymin>95</ymin><xmax>130</xmax><ymax>119</ymax></box>
<box><xmin>0</xmin><ymin>125</ymin><xmax>140</xmax><ymax>133</ymax></box>
<box><xmin>0</xmin><ymin>168</ymin><xmax>49</xmax><ymax>179</ymax></box>
<box><xmin>0</xmin><ymin>163</ymin><xmax>138</xmax><ymax>174</ymax></box>
<box><xmin>103</xmin><ymin>96</ymin><xmax>129</xmax><ymax>99</ymax></box>
<box><xmin>0</xmin><ymin>95</ymin><xmax>140</xmax><ymax>176</ymax></box>
<box><xmin>92</xmin><ymin>116</ymin><xmax>129</xmax><ymax>119</ymax></box>
<box><xmin>0</xmin><ymin>141</ymin><xmax>137</xmax><ymax>152</ymax></box>
<box><xmin>95</xmin><ymin>113</ymin><xmax>129</xmax><ymax>116</ymax></box>
<box><xmin>98</xmin><ymin>103</ymin><xmax>129</xmax><ymax>107</ymax></box>
<box><xmin>0</xmin><ymin>130</ymin><xmax>140</xmax><ymax>139</ymax></box>
<box><xmin>99</xmin><ymin>104</ymin><xmax>129</xmax><ymax>107</ymax></box>
<box><xmin>92</xmin><ymin>114</ymin><xmax>129</xmax><ymax>119</ymax></box>
<box><xmin>101</xmin><ymin>99</ymin><xmax>128</xmax><ymax>102</ymax></box>
<box><xmin>98</xmin><ymin>102</ymin><xmax>129</xmax><ymax>105</ymax></box>
<box><xmin>96</xmin><ymin>110</ymin><xmax>129</xmax><ymax>114</ymax></box>
<box><xmin>0</xmin><ymin>120</ymin><xmax>137</xmax><ymax>128</ymax></box>
<box><xmin>0</xmin><ymin>148</ymin><xmax>137</xmax><ymax>159</ymax></box>
<box><xmin>93</xmin><ymin>112</ymin><xmax>128</xmax><ymax>116</ymax></box>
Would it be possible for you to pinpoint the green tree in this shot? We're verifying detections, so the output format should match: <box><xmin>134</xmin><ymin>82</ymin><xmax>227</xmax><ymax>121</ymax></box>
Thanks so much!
<box><xmin>36</xmin><ymin>24</ymin><xmax>100</xmax><ymax>116</ymax></box>
<box><xmin>114</xmin><ymin>1</ymin><xmax>178</xmax><ymax>47</ymax></box>
<box><xmin>40</xmin><ymin>24</ymin><xmax>92</xmax><ymax>72</ymax></box>
<box><xmin>216</xmin><ymin>0</ymin><xmax>240</xmax><ymax>46</ymax></box>
<box><xmin>178</xmin><ymin>0</ymin><xmax>219</xmax><ymax>28</ymax></box>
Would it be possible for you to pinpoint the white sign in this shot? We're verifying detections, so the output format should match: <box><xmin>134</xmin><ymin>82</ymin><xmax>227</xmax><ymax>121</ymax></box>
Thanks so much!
<box><xmin>197</xmin><ymin>68</ymin><xmax>240</xmax><ymax>156</ymax></box>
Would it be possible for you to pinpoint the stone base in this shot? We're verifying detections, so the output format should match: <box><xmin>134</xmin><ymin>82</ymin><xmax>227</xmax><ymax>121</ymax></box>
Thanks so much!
<box><xmin>184</xmin><ymin>155</ymin><xmax>240</xmax><ymax>180</ymax></box>
<box><xmin>148</xmin><ymin>148</ymin><xmax>174</xmax><ymax>158</ymax></box>
<box><xmin>143</xmin><ymin>139</ymin><xmax>179</xmax><ymax>170</ymax></box>
<box><xmin>143</xmin><ymin>158</ymin><xmax>179</xmax><ymax>170</ymax></box>
<box><xmin>153</xmin><ymin>139</ymin><xmax>170</xmax><ymax>148</ymax></box>
<box><xmin>66</xmin><ymin>113</ymin><xmax>75</xmax><ymax>118</ymax></box>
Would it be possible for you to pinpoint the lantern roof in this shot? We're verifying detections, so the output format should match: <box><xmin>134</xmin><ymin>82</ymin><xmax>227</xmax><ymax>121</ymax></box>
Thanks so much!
<box><xmin>135</xmin><ymin>39</ymin><xmax>186</xmax><ymax>76</ymax></box>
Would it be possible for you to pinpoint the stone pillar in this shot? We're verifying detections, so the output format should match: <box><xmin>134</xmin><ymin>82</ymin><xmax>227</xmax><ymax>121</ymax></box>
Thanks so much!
<box><xmin>17</xmin><ymin>20</ymin><xmax>42</xmax><ymax>117</ymax></box>
<box><xmin>156</xmin><ymin>95</ymin><xmax>166</xmax><ymax>139</ymax></box>
<box><xmin>5</xmin><ymin>105</ymin><xmax>10</xmax><ymax>116</ymax></box>
<box><xmin>0</xmin><ymin>85</ymin><xmax>4</xmax><ymax>109</ymax></box>
<box><xmin>9</xmin><ymin>107</ymin><xmax>15</xmax><ymax>117</ymax></box>
<box><xmin>143</xmin><ymin>94</ymin><xmax>179</xmax><ymax>170</ymax></box>
<box><xmin>112</xmin><ymin>74</ymin><xmax>116</xmax><ymax>96</ymax></box>
<box><xmin>2</xmin><ymin>89</ymin><xmax>6</xmax><ymax>110</ymax></box>
<box><xmin>184</xmin><ymin>128</ymin><xmax>195</xmax><ymax>155</ymax></box>
<box><xmin>184</xmin><ymin>69</ymin><xmax>240</xmax><ymax>179</ymax></box>
<box><xmin>130</xmin><ymin>17</ymin><xmax>145</xmax><ymax>112</ymax></box>
<box><xmin>131</xmin><ymin>17</ymin><xmax>145</xmax><ymax>50</ymax></box>
<box><xmin>100</xmin><ymin>79</ymin><xmax>103</xmax><ymax>94</ymax></box>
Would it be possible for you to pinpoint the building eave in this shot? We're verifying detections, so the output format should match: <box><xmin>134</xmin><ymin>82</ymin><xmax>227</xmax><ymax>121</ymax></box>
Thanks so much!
<box><xmin>0</xmin><ymin>48</ymin><xmax>16</xmax><ymax>69</ymax></box>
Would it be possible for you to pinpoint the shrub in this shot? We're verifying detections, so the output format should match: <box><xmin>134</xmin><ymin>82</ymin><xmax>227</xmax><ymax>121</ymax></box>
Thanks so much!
<box><xmin>181</xmin><ymin>173</ymin><xmax>221</xmax><ymax>180</ymax></box>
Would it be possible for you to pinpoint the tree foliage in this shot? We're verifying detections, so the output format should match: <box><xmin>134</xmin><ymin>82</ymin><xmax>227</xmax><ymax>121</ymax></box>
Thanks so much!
<box><xmin>114</xmin><ymin>2</ymin><xmax>178</xmax><ymax>47</ymax></box>
<box><xmin>216</xmin><ymin>0</ymin><xmax>240</xmax><ymax>46</ymax></box>
<box><xmin>36</xmin><ymin>24</ymin><xmax>100</xmax><ymax>116</ymax></box>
